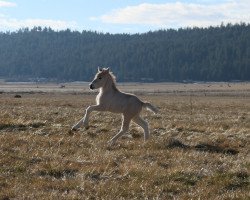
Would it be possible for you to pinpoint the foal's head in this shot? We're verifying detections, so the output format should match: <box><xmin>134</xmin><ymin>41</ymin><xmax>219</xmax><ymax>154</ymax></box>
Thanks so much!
<box><xmin>89</xmin><ymin>67</ymin><xmax>113</xmax><ymax>90</ymax></box>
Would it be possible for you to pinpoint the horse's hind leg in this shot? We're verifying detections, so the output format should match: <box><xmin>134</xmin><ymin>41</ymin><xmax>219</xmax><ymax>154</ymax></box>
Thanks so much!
<box><xmin>133</xmin><ymin>115</ymin><xmax>149</xmax><ymax>141</ymax></box>
<box><xmin>109</xmin><ymin>114</ymin><xmax>131</xmax><ymax>146</ymax></box>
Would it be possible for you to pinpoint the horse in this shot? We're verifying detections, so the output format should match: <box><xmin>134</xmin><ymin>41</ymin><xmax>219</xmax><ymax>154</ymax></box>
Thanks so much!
<box><xmin>71</xmin><ymin>67</ymin><xmax>158</xmax><ymax>145</ymax></box>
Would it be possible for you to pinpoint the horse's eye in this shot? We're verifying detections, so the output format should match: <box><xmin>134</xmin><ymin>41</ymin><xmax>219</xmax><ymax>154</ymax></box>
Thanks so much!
<box><xmin>99</xmin><ymin>77</ymin><xmax>102</xmax><ymax>80</ymax></box>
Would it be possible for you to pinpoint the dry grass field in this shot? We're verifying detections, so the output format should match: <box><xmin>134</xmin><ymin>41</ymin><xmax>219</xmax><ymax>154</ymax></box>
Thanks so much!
<box><xmin>0</xmin><ymin>83</ymin><xmax>249</xmax><ymax>199</ymax></box>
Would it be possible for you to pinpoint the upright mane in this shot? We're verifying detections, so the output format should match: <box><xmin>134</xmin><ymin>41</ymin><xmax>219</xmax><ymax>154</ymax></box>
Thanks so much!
<box><xmin>109</xmin><ymin>71</ymin><xmax>116</xmax><ymax>83</ymax></box>
<box><xmin>108</xmin><ymin>71</ymin><xmax>119</xmax><ymax>91</ymax></box>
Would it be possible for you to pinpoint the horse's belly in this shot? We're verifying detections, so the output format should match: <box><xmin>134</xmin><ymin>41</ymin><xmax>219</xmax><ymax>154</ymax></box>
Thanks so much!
<box><xmin>106</xmin><ymin>104</ymin><xmax>124</xmax><ymax>113</ymax></box>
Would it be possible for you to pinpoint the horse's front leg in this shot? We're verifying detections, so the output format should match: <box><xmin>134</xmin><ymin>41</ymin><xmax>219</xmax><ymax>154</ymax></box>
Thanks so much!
<box><xmin>71</xmin><ymin>105</ymin><xmax>103</xmax><ymax>131</ymax></box>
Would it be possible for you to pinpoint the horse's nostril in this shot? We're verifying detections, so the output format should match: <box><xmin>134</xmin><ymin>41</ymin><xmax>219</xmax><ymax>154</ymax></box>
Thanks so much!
<box><xmin>90</xmin><ymin>84</ymin><xmax>94</xmax><ymax>90</ymax></box>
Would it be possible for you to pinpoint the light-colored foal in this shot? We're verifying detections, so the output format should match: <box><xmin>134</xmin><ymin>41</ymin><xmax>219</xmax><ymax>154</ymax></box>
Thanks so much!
<box><xmin>72</xmin><ymin>67</ymin><xmax>158</xmax><ymax>145</ymax></box>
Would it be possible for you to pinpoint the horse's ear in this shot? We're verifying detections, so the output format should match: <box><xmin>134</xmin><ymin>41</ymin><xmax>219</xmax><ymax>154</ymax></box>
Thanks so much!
<box><xmin>98</xmin><ymin>67</ymin><xmax>102</xmax><ymax>72</ymax></box>
<box><xmin>106</xmin><ymin>68</ymin><xmax>110</xmax><ymax>73</ymax></box>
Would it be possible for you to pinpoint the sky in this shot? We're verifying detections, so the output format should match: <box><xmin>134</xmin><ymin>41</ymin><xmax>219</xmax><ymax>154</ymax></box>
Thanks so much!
<box><xmin>0</xmin><ymin>0</ymin><xmax>249</xmax><ymax>33</ymax></box>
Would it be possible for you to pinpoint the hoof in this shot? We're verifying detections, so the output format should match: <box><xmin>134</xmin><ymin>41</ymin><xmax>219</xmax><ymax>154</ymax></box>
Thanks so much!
<box><xmin>83</xmin><ymin>123</ymin><xmax>89</xmax><ymax>129</ymax></box>
<box><xmin>71</xmin><ymin>127</ymin><xmax>78</xmax><ymax>131</ymax></box>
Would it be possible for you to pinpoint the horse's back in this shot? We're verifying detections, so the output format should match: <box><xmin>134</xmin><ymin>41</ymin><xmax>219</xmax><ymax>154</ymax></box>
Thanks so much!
<box><xmin>99</xmin><ymin>90</ymin><xmax>142</xmax><ymax>115</ymax></box>
<box><xmin>116</xmin><ymin>91</ymin><xmax>143</xmax><ymax>115</ymax></box>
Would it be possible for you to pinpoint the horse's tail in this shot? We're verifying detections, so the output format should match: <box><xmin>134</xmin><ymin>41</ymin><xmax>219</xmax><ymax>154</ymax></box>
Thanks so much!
<box><xmin>143</xmin><ymin>102</ymin><xmax>158</xmax><ymax>114</ymax></box>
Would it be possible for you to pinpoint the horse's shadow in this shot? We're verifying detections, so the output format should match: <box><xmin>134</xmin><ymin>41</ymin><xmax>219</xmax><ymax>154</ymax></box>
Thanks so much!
<box><xmin>0</xmin><ymin>122</ymin><xmax>45</xmax><ymax>131</ymax></box>
<box><xmin>166</xmin><ymin>139</ymin><xmax>239</xmax><ymax>155</ymax></box>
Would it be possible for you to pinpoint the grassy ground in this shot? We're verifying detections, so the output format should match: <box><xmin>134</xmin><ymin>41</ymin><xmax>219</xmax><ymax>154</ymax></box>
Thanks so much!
<box><xmin>0</xmin><ymin>88</ymin><xmax>249</xmax><ymax>199</ymax></box>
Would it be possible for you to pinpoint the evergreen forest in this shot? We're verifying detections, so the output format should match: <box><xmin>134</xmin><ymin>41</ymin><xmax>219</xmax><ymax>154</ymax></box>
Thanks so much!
<box><xmin>0</xmin><ymin>23</ymin><xmax>249</xmax><ymax>82</ymax></box>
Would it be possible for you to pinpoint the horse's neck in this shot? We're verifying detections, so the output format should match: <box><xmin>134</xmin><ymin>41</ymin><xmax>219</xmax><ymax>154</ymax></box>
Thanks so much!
<box><xmin>101</xmin><ymin>77</ymin><xmax>119</xmax><ymax>94</ymax></box>
<box><xmin>97</xmin><ymin>77</ymin><xmax>119</xmax><ymax>106</ymax></box>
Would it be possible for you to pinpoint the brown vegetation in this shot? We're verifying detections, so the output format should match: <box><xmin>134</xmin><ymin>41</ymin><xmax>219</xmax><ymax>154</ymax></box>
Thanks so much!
<box><xmin>0</xmin><ymin>84</ymin><xmax>249</xmax><ymax>199</ymax></box>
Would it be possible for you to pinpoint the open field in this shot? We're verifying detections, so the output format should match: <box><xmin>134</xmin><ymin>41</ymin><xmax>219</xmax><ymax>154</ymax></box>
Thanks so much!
<box><xmin>1</xmin><ymin>82</ymin><xmax>250</xmax><ymax>96</ymax></box>
<box><xmin>0</xmin><ymin>83</ymin><xmax>249</xmax><ymax>199</ymax></box>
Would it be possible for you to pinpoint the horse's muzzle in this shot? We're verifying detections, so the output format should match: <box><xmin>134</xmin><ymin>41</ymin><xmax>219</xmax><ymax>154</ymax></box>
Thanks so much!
<box><xmin>89</xmin><ymin>84</ymin><xmax>94</xmax><ymax>90</ymax></box>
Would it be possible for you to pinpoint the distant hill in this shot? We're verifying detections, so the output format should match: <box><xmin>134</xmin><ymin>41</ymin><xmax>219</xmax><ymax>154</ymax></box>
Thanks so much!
<box><xmin>0</xmin><ymin>23</ymin><xmax>249</xmax><ymax>82</ymax></box>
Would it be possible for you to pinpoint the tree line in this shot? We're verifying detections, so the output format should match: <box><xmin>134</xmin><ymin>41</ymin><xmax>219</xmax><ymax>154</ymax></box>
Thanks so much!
<box><xmin>0</xmin><ymin>23</ymin><xmax>249</xmax><ymax>82</ymax></box>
